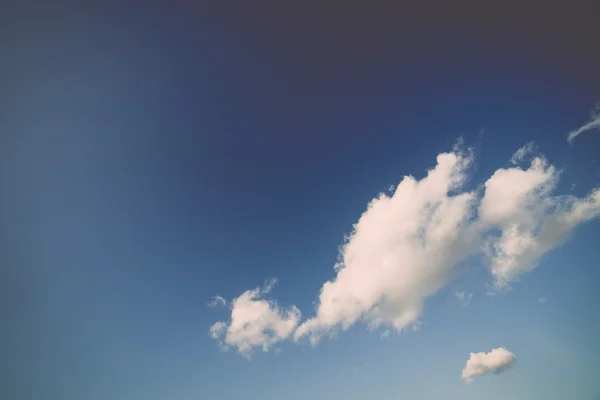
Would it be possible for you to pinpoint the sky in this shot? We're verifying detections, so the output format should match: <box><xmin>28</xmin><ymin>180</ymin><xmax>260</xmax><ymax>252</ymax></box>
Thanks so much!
<box><xmin>2</xmin><ymin>3</ymin><xmax>600</xmax><ymax>400</ymax></box>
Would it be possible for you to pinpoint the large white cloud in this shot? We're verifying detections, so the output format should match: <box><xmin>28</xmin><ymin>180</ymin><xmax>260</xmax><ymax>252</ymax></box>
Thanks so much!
<box><xmin>461</xmin><ymin>347</ymin><xmax>516</xmax><ymax>383</ymax></box>
<box><xmin>208</xmin><ymin>279</ymin><xmax>301</xmax><ymax>357</ymax></box>
<box><xmin>293</xmin><ymin>148</ymin><xmax>479</xmax><ymax>344</ymax></box>
<box><xmin>210</xmin><ymin>142</ymin><xmax>600</xmax><ymax>353</ymax></box>
<box><xmin>293</xmin><ymin>144</ymin><xmax>600</xmax><ymax>344</ymax></box>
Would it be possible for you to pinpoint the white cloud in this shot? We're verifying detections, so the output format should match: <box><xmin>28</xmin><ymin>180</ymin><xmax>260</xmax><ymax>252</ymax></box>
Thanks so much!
<box><xmin>510</xmin><ymin>142</ymin><xmax>535</xmax><ymax>165</ymax></box>
<box><xmin>292</xmin><ymin>145</ymin><xmax>600</xmax><ymax>345</ymax></box>
<box><xmin>479</xmin><ymin>157</ymin><xmax>600</xmax><ymax>287</ymax></box>
<box><xmin>538</xmin><ymin>297</ymin><xmax>548</xmax><ymax>304</ymax></box>
<box><xmin>207</xmin><ymin>295</ymin><xmax>227</xmax><ymax>308</ymax></box>
<box><xmin>455</xmin><ymin>291</ymin><xmax>473</xmax><ymax>307</ymax></box>
<box><xmin>210</xmin><ymin>142</ymin><xmax>600</xmax><ymax>353</ymax></box>
<box><xmin>462</xmin><ymin>347</ymin><xmax>516</xmax><ymax>383</ymax></box>
<box><xmin>293</xmin><ymin>148</ymin><xmax>478</xmax><ymax>344</ymax></box>
<box><xmin>567</xmin><ymin>103</ymin><xmax>600</xmax><ymax>144</ymax></box>
<box><xmin>208</xmin><ymin>279</ymin><xmax>301</xmax><ymax>357</ymax></box>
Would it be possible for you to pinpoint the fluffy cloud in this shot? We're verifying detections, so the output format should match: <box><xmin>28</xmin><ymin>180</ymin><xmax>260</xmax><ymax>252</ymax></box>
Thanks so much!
<box><xmin>208</xmin><ymin>279</ymin><xmax>301</xmax><ymax>357</ymax></box>
<box><xmin>479</xmin><ymin>155</ymin><xmax>600</xmax><ymax>287</ymax></box>
<box><xmin>293</xmin><ymin>145</ymin><xmax>600</xmax><ymax>345</ymax></box>
<box><xmin>293</xmin><ymin>148</ymin><xmax>478</xmax><ymax>344</ymax></box>
<box><xmin>461</xmin><ymin>347</ymin><xmax>517</xmax><ymax>383</ymax></box>
<box><xmin>567</xmin><ymin>103</ymin><xmax>600</xmax><ymax>144</ymax></box>
<box><xmin>210</xmin><ymin>142</ymin><xmax>600</xmax><ymax>353</ymax></box>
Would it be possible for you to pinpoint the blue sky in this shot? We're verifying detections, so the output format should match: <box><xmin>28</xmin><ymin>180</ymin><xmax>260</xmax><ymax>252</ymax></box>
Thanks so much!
<box><xmin>2</xmin><ymin>3</ymin><xmax>600</xmax><ymax>400</ymax></box>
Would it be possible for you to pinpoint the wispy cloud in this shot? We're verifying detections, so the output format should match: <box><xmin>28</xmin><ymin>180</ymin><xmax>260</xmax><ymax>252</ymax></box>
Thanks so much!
<box><xmin>567</xmin><ymin>102</ymin><xmax>600</xmax><ymax>144</ymax></box>
<box><xmin>538</xmin><ymin>297</ymin><xmax>548</xmax><ymax>304</ymax></box>
<box><xmin>207</xmin><ymin>295</ymin><xmax>227</xmax><ymax>308</ymax></box>
<box><xmin>455</xmin><ymin>291</ymin><xmax>473</xmax><ymax>307</ymax></box>
<box><xmin>462</xmin><ymin>347</ymin><xmax>516</xmax><ymax>383</ymax></box>
<box><xmin>510</xmin><ymin>142</ymin><xmax>535</xmax><ymax>165</ymax></box>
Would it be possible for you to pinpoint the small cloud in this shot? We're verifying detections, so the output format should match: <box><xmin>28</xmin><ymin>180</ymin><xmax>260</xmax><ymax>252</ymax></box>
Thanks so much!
<box><xmin>462</xmin><ymin>347</ymin><xmax>516</xmax><ymax>383</ymax></box>
<box><xmin>455</xmin><ymin>291</ymin><xmax>473</xmax><ymax>307</ymax></box>
<box><xmin>208</xmin><ymin>279</ymin><xmax>300</xmax><ymax>358</ymax></box>
<box><xmin>209</xmin><ymin>321</ymin><xmax>227</xmax><ymax>339</ymax></box>
<box><xmin>207</xmin><ymin>295</ymin><xmax>227</xmax><ymax>308</ymax></box>
<box><xmin>538</xmin><ymin>297</ymin><xmax>548</xmax><ymax>304</ymax></box>
<box><xmin>567</xmin><ymin>102</ymin><xmax>600</xmax><ymax>144</ymax></box>
<box><xmin>209</xmin><ymin>321</ymin><xmax>230</xmax><ymax>352</ymax></box>
<box><xmin>510</xmin><ymin>142</ymin><xmax>535</xmax><ymax>165</ymax></box>
<box><xmin>262</xmin><ymin>278</ymin><xmax>278</xmax><ymax>293</ymax></box>
<box><xmin>381</xmin><ymin>329</ymin><xmax>391</xmax><ymax>339</ymax></box>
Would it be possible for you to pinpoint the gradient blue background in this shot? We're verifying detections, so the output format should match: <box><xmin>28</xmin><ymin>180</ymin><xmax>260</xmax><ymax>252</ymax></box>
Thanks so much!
<box><xmin>2</xmin><ymin>3</ymin><xmax>599</xmax><ymax>399</ymax></box>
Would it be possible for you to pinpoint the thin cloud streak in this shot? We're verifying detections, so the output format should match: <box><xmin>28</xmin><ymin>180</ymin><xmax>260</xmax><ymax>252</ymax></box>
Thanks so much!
<box><xmin>567</xmin><ymin>103</ymin><xmax>600</xmax><ymax>144</ymax></box>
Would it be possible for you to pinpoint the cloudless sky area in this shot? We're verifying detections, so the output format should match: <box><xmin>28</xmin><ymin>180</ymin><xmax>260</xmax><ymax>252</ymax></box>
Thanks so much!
<box><xmin>2</xmin><ymin>3</ymin><xmax>600</xmax><ymax>400</ymax></box>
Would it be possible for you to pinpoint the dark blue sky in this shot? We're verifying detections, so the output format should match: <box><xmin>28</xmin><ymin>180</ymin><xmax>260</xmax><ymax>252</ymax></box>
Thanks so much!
<box><xmin>2</xmin><ymin>3</ymin><xmax>600</xmax><ymax>400</ymax></box>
